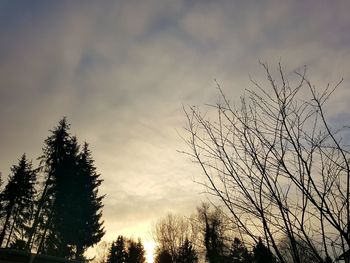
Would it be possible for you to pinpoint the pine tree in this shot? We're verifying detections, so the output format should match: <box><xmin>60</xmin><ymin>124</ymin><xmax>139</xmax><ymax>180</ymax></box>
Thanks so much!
<box><xmin>23</xmin><ymin>118</ymin><xmax>104</xmax><ymax>258</ymax></box>
<box><xmin>36</xmin><ymin>118</ymin><xmax>105</xmax><ymax>258</ymax></box>
<box><xmin>107</xmin><ymin>235</ymin><xmax>128</xmax><ymax>263</ymax></box>
<box><xmin>107</xmin><ymin>241</ymin><xmax>118</xmax><ymax>263</ymax></box>
<box><xmin>127</xmin><ymin>238</ymin><xmax>146</xmax><ymax>263</ymax></box>
<box><xmin>26</xmin><ymin>118</ymin><xmax>70</xmax><ymax>252</ymax></box>
<box><xmin>74</xmin><ymin>142</ymin><xmax>105</xmax><ymax>258</ymax></box>
<box><xmin>36</xmin><ymin>118</ymin><xmax>79</xmax><ymax>257</ymax></box>
<box><xmin>0</xmin><ymin>154</ymin><xmax>37</xmax><ymax>248</ymax></box>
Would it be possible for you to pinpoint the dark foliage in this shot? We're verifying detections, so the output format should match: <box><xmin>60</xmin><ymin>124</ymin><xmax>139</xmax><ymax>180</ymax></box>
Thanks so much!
<box><xmin>127</xmin><ymin>238</ymin><xmax>146</xmax><ymax>263</ymax></box>
<box><xmin>107</xmin><ymin>236</ymin><xmax>128</xmax><ymax>263</ymax></box>
<box><xmin>229</xmin><ymin>238</ymin><xmax>252</xmax><ymax>263</ymax></box>
<box><xmin>253</xmin><ymin>238</ymin><xmax>276</xmax><ymax>263</ymax></box>
<box><xmin>176</xmin><ymin>238</ymin><xmax>198</xmax><ymax>263</ymax></box>
<box><xmin>74</xmin><ymin>142</ymin><xmax>105</xmax><ymax>258</ymax></box>
<box><xmin>107</xmin><ymin>236</ymin><xmax>146</xmax><ymax>263</ymax></box>
<box><xmin>25</xmin><ymin>118</ymin><xmax>104</xmax><ymax>259</ymax></box>
<box><xmin>201</xmin><ymin>209</ymin><xmax>225</xmax><ymax>263</ymax></box>
<box><xmin>0</xmin><ymin>154</ymin><xmax>37</xmax><ymax>248</ymax></box>
<box><xmin>154</xmin><ymin>248</ymin><xmax>173</xmax><ymax>263</ymax></box>
<box><xmin>39</xmin><ymin>119</ymin><xmax>81</xmax><ymax>257</ymax></box>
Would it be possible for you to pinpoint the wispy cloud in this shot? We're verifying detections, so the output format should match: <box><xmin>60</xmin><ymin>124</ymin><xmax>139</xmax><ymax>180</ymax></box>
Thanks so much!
<box><xmin>1</xmin><ymin>0</ymin><xmax>350</xmax><ymax>243</ymax></box>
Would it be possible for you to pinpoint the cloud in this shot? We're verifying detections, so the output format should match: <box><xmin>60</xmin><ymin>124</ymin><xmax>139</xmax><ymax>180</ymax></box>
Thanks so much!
<box><xmin>1</xmin><ymin>0</ymin><xmax>350</xmax><ymax>245</ymax></box>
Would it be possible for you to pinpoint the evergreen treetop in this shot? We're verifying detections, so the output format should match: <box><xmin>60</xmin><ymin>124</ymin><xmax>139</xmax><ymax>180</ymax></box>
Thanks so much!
<box><xmin>0</xmin><ymin>154</ymin><xmax>37</xmax><ymax>248</ymax></box>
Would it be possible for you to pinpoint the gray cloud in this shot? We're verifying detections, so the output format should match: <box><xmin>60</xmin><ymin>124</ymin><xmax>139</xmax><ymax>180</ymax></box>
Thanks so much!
<box><xmin>1</xmin><ymin>0</ymin><xmax>350</xmax><ymax>246</ymax></box>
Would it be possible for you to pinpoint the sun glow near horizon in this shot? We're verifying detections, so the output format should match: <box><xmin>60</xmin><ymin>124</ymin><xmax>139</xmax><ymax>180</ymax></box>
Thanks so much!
<box><xmin>86</xmin><ymin>239</ymin><xmax>156</xmax><ymax>263</ymax></box>
<box><xmin>144</xmin><ymin>241</ymin><xmax>156</xmax><ymax>263</ymax></box>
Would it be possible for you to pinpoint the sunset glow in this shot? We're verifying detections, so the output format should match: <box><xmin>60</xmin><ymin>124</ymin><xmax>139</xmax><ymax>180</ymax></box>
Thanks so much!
<box><xmin>144</xmin><ymin>241</ymin><xmax>156</xmax><ymax>263</ymax></box>
<box><xmin>1</xmin><ymin>1</ymin><xmax>350</xmax><ymax>262</ymax></box>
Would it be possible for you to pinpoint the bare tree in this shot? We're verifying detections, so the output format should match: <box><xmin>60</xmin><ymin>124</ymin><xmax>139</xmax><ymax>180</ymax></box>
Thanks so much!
<box><xmin>153</xmin><ymin>213</ymin><xmax>199</xmax><ymax>262</ymax></box>
<box><xmin>183</xmin><ymin>63</ymin><xmax>348</xmax><ymax>263</ymax></box>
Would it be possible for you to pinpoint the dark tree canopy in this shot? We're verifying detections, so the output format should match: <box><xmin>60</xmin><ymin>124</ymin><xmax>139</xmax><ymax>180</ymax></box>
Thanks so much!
<box><xmin>23</xmin><ymin>118</ymin><xmax>104</xmax><ymax>259</ymax></box>
<box><xmin>74</xmin><ymin>142</ymin><xmax>105</xmax><ymax>257</ymax></box>
<box><xmin>197</xmin><ymin>205</ymin><xmax>226</xmax><ymax>263</ymax></box>
<box><xmin>229</xmin><ymin>238</ymin><xmax>252</xmax><ymax>263</ymax></box>
<box><xmin>154</xmin><ymin>248</ymin><xmax>173</xmax><ymax>263</ymax></box>
<box><xmin>176</xmin><ymin>238</ymin><xmax>198</xmax><ymax>263</ymax></box>
<box><xmin>107</xmin><ymin>236</ymin><xmax>128</xmax><ymax>263</ymax></box>
<box><xmin>107</xmin><ymin>236</ymin><xmax>146</xmax><ymax>263</ymax></box>
<box><xmin>253</xmin><ymin>238</ymin><xmax>276</xmax><ymax>263</ymax></box>
<box><xmin>0</xmin><ymin>154</ymin><xmax>37</xmax><ymax>248</ymax></box>
<box><xmin>127</xmin><ymin>238</ymin><xmax>146</xmax><ymax>263</ymax></box>
<box><xmin>39</xmin><ymin>119</ymin><xmax>82</xmax><ymax>257</ymax></box>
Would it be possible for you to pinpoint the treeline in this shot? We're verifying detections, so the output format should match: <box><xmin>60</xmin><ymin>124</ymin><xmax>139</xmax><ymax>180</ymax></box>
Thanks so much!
<box><xmin>106</xmin><ymin>236</ymin><xmax>146</xmax><ymax>263</ymax></box>
<box><xmin>151</xmin><ymin>204</ymin><xmax>309</xmax><ymax>263</ymax></box>
<box><xmin>0</xmin><ymin>118</ymin><xmax>104</xmax><ymax>260</ymax></box>
<box><xmin>93</xmin><ymin>203</ymin><xmax>320</xmax><ymax>263</ymax></box>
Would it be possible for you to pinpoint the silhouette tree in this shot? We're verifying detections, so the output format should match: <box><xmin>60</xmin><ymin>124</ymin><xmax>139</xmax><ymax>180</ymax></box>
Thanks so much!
<box><xmin>26</xmin><ymin>118</ymin><xmax>72</xmax><ymax>252</ymax></box>
<box><xmin>154</xmin><ymin>248</ymin><xmax>173</xmax><ymax>263</ymax></box>
<box><xmin>127</xmin><ymin>238</ymin><xmax>146</xmax><ymax>263</ymax></box>
<box><xmin>39</xmin><ymin>124</ymin><xmax>80</xmax><ymax>257</ymax></box>
<box><xmin>0</xmin><ymin>154</ymin><xmax>37</xmax><ymax>248</ymax></box>
<box><xmin>229</xmin><ymin>238</ymin><xmax>252</xmax><ymax>263</ymax></box>
<box><xmin>204</xmin><ymin>219</ymin><xmax>224</xmax><ymax>263</ymax></box>
<box><xmin>26</xmin><ymin>118</ymin><xmax>104</xmax><ymax>259</ymax></box>
<box><xmin>176</xmin><ymin>238</ymin><xmax>198</xmax><ymax>263</ymax></box>
<box><xmin>0</xmin><ymin>173</ymin><xmax>3</xmax><ymax>235</ymax></box>
<box><xmin>197</xmin><ymin>204</ymin><xmax>226</xmax><ymax>263</ymax></box>
<box><xmin>106</xmin><ymin>236</ymin><xmax>146</xmax><ymax>263</ymax></box>
<box><xmin>153</xmin><ymin>213</ymin><xmax>196</xmax><ymax>262</ymax></box>
<box><xmin>74</xmin><ymin>142</ymin><xmax>105</xmax><ymax>258</ymax></box>
<box><xmin>184</xmin><ymin>63</ymin><xmax>348</xmax><ymax>262</ymax></box>
<box><xmin>107</xmin><ymin>236</ymin><xmax>128</xmax><ymax>263</ymax></box>
<box><xmin>252</xmin><ymin>238</ymin><xmax>276</xmax><ymax>263</ymax></box>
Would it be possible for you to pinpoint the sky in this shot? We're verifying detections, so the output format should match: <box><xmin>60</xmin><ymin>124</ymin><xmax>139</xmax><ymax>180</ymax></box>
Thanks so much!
<box><xmin>1</xmin><ymin>0</ymin><xmax>350</xmax><ymax>261</ymax></box>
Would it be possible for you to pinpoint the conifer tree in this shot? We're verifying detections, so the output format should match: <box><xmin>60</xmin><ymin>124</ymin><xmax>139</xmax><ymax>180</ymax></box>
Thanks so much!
<box><xmin>33</xmin><ymin>118</ymin><xmax>78</xmax><ymax>257</ymax></box>
<box><xmin>26</xmin><ymin>118</ymin><xmax>72</xmax><ymax>252</ymax></box>
<box><xmin>74</xmin><ymin>142</ymin><xmax>105</xmax><ymax>258</ymax></box>
<box><xmin>15</xmin><ymin>118</ymin><xmax>105</xmax><ymax>259</ymax></box>
<box><xmin>0</xmin><ymin>172</ymin><xmax>4</xmax><ymax>230</ymax></box>
<box><xmin>127</xmin><ymin>238</ymin><xmax>146</xmax><ymax>263</ymax></box>
<box><xmin>107</xmin><ymin>235</ymin><xmax>128</xmax><ymax>263</ymax></box>
<box><xmin>0</xmin><ymin>154</ymin><xmax>37</xmax><ymax>248</ymax></box>
<box><xmin>28</xmin><ymin>118</ymin><xmax>104</xmax><ymax>258</ymax></box>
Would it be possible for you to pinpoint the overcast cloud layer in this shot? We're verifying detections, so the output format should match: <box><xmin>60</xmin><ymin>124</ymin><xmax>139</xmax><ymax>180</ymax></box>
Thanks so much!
<box><xmin>1</xmin><ymin>0</ymin><xmax>350</xmax><ymax>250</ymax></box>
